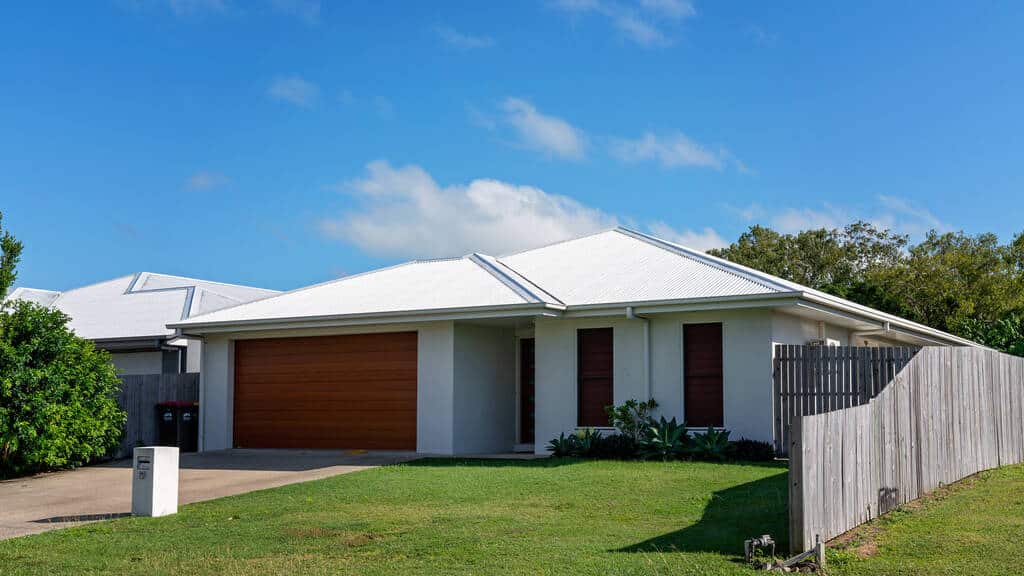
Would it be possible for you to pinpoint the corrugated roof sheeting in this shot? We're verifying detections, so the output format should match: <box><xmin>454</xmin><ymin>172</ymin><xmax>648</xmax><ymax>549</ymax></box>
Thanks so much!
<box><xmin>176</xmin><ymin>257</ymin><xmax>530</xmax><ymax>325</ymax></box>
<box><xmin>8</xmin><ymin>273</ymin><xmax>277</xmax><ymax>340</ymax></box>
<box><xmin>499</xmin><ymin>229</ymin><xmax>781</xmax><ymax>306</ymax></box>
<box><xmin>6</xmin><ymin>288</ymin><xmax>61</xmax><ymax>307</ymax></box>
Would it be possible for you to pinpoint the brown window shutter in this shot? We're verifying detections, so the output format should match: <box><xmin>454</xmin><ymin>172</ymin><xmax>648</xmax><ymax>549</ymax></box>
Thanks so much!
<box><xmin>684</xmin><ymin>323</ymin><xmax>724</xmax><ymax>427</ymax></box>
<box><xmin>577</xmin><ymin>327</ymin><xmax>613</xmax><ymax>427</ymax></box>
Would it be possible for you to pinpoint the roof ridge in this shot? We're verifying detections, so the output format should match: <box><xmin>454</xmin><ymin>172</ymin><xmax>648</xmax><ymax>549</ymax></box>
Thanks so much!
<box><xmin>138</xmin><ymin>271</ymin><xmax>279</xmax><ymax>294</ymax></box>
<box><xmin>497</xmin><ymin>226</ymin><xmax>622</xmax><ymax>259</ymax></box>
<box><xmin>468</xmin><ymin>253</ymin><xmax>557</xmax><ymax>305</ymax></box>
<box><xmin>490</xmin><ymin>257</ymin><xmax>566</xmax><ymax>306</ymax></box>
<box><xmin>614</xmin><ymin>227</ymin><xmax>796</xmax><ymax>293</ymax></box>
<box><xmin>49</xmin><ymin>273</ymin><xmax>137</xmax><ymax>300</ymax></box>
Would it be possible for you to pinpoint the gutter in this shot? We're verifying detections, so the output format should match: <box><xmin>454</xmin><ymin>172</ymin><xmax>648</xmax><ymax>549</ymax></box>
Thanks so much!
<box><xmin>170</xmin><ymin>302</ymin><xmax>566</xmax><ymax>334</ymax></box>
<box><xmin>625</xmin><ymin>306</ymin><xmax>653</xmax><ymax>401</ymax></box>
<box><xmin>797</xmin><ymin>292</ymin><xmax>979</xmax><ymax>347</ymax></box>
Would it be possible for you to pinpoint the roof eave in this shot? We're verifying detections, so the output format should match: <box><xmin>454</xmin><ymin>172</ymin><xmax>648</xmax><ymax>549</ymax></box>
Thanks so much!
<box><xmin>796</xmin><ymin>292</ymin><xmax>982</xmax><ymax>347</ymax></box>
<box><xmin>169</xmin><ymin>302</ymin><xmax>567</xmax><ymax>334</ymax></box>
<box><xmin>559</xmin><ymin>292</ymin><xmax>801</xmax><ymax>317</ymax></box>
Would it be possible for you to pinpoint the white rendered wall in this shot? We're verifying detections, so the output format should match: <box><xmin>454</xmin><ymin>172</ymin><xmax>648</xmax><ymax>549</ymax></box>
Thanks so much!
<box><xmin>452</xmin><ymin>324</ymin><xmax>516</xmax><ymax>454</ymax></box>
<box><xmin>186</xmin><ymin>340</ymin><xmax>202</xmax><ymax>373</ymax></box>
<box><xmin>650</xmin><ymin>309</ymin><xmax>774</xmax><ymax>444</ymax></box>
<box><xmin>198</xmin><ymin>336</ymin><xmax>233</xmax><ymax>451</ymax></box>
<box><xmin>416</xmin><ymin>323</ymin><xmax>455</xmax><ymax>454</ymax></box>
<box><xmin>771</xmin><ymin>312</ymin><xmax>851</xmax><ymax>346</ymax></box>
<box><xmin>196</xmin><ymin>322</ymin><xmax>458</xmax><ymax>454</ymax></box>
<box><xmin>111</xmin><ymin>351</ymin><xmax>163</xmax><ymax>376</ymax></box>
<box><xmin>534</xmin><ymin>308</ymin><xmax>777</xmax><ymax>453</ymax></box>
<box><xmin>533</xmin><ymin>316</ymin><xmax>645</xmax><ymax>453</ymax></box>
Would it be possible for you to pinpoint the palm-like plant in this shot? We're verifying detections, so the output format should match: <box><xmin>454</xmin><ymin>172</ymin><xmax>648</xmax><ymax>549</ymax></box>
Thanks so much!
<box><xmin>546</xmin><ymin>432</ymin><xmax>578</xmax><ymax>457</ymax></box>
<box><xmin>638</xmin><ymin>417</ymin><xmax>688</xmax><ymax>461</ymax></box>
<box><xmin>688</xmin><ymin>426</ymin><xmax>732</xmax><ymax>461</ymax></box>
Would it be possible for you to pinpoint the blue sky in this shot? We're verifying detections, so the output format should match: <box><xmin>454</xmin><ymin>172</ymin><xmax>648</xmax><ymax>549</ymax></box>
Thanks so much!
<box><xmin>3</xmin><ymin>1</ymin><xmax>1023</xmax><ymax>292</ymax></box>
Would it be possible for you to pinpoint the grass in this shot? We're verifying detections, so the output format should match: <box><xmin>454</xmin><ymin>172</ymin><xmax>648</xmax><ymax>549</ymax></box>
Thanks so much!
<box><xmin>828</xmin><ymin>463</ymin><xmax>1024</xmax><ymax>575</ymax></box>
<box><xmin>0</xmin><ymin>458</ymin><xmax>787</xmax><ymax>576</ymax></box>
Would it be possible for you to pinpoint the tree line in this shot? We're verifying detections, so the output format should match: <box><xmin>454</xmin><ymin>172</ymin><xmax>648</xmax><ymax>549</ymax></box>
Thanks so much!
<box><xmin>708</xmin><ymin>222</ymin><xmax>1024</xmax><ymax>355</ymax></box>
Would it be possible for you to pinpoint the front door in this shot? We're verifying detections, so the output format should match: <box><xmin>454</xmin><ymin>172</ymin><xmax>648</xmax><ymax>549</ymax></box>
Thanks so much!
<box><xmin>520</xmin><ymin>338</ymin><xmax>535</xmax><ymax>443</ymax></box>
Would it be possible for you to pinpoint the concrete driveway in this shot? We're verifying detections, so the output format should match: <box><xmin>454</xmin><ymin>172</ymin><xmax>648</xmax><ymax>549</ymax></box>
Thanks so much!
<box><xmin>0</xmin><ymin>449</ymin><xmax>418</xmax><ymax>540</ymax></box>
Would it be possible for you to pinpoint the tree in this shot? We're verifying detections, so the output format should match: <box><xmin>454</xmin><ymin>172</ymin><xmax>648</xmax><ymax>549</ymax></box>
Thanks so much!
<box><xmin>711</xmin><ymin>222</ymin><xmax>1024</xmax><ymax>356</ymax></box>
<box><xmin>0</xmin><ymin>211</ymin><xmax>23</xmax><ymax>302</ymax></box>
<box><xmin>708</xmin><ymin>221</ymin><xmax>907</xmax><ymax>301</ymax></box>
<box><xmin>871</xmin><ymin>231</ymin><xmax>1024</xmax><ymax>334</ymax></box>
<box><xmin>0</xmin><ymin>215</ymin><xmax>125</xmax><ymax>477</ymax></box>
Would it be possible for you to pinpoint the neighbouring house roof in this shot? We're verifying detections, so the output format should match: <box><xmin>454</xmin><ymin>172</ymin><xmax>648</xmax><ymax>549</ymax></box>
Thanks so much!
<box><xmin>7</xmin><ymin>272</ymin><xmax>279</xmax><ymax>342</ymax></box>
<box><xmin>168</xmin><ymin>228</ymin><xmax>979</xmax><ymax>347</ymax></box>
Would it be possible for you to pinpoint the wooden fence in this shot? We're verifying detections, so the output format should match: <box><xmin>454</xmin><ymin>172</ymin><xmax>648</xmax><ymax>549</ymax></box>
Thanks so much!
<box><xmin>789</xmin><ymin>347</ymin><xmax>1024</xmax><ymax>552</ymax></box>
<box><xmin>114</xmin><ymin>373</ymin><xmax>199</xmax><ymax>459</ymax></box>
<box><xmin>773</xmin><ymin>345</ymin><xmax>918</xmax><ymax>456</ymax></box>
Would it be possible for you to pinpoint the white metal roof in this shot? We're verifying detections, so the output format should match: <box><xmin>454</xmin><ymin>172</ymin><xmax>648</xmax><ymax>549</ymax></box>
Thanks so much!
<box><xmin>500</xmin><ymin>228</ymin><xmax>785</xmax><ymax>306</ymax></box>
<box><xmin>6</xmin><ymin>287</ymin><xmax>61</xmax><ymax>307</ymax></box>
<box><xmin>169</xmin><ymin>257</ymin><xmax>533</xmax><ymax>327</ymax></box>
<box><xmin>168</xmin><ymin>227</ymin><xmax>979</xmax><ymax>346</ymax></box>
<box><xmin>7</xmin><ymin>272</ymin><xmax>278</xmax><ymax>341</ymax></box>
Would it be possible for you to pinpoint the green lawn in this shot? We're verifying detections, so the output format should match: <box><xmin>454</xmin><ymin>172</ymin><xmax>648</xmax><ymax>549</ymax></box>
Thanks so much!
<box><xmin>829</xmin><ymin>463</ymin><xmax>1024</xmax><ymax>575</ymax></box>
<box><xmin>0</xmin><ymin>458</ymin><xmax>787</xmax><ymax>576</ymax></box>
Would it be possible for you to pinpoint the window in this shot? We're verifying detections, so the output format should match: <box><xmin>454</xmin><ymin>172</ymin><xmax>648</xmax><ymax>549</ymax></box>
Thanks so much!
<box><xmin>684</xmin><ymin>323</ymin><xmax>723</xmax><ymax>427</ymax></box>
<box><xmin>577</xmin><ymin>327</ymin><xmax>613</xmax><ymax>427</ymax></box>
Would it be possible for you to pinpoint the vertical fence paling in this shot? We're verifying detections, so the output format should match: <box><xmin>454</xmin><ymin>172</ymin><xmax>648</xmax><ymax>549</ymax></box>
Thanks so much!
<box><xmin>788</xmin><ymin>347</ymin><xmax>1024</xmax><ymax>553</ymax></box>
<box><xmin>114</xmin><ymin>373</ymin><xmax>199</xmax><ymax>459</ymax></box>
<box><xmin>774</xmin><ymin>345</ymin><xmax>918</xmax><ymax>455</ymax></box>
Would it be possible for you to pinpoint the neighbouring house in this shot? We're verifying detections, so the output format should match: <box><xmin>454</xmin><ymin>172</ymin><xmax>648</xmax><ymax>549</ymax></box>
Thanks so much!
<box><xmin>168</xmin><ymin>228</ymin><xmax>978</xmax><ymax>455</ymax></box>
<box><xmin>8</xmin><ymin>272</ymin><xmax>278</xmax><ymax>375</ymax></box>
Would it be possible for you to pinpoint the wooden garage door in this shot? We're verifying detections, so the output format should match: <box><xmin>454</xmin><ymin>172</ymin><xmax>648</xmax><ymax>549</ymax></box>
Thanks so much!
<box><xmin>233</xmin><ymin>332</ymin><xmax>417</xmax><ymax>450</ymax></box>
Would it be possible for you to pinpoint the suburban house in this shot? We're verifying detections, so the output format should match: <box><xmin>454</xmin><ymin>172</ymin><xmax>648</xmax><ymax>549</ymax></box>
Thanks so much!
<box><xmin>8</xmin><ymin>272</ymin><xmax>278</xmax><ymax>375</ymax></box>
<box><xmin>168</xmin><ymin>228</ymin><xmax>978</xmax><ymax>455</ymax></box>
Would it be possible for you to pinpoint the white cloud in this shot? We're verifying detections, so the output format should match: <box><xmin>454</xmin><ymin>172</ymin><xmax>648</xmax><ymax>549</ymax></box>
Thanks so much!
<box><xmin>725</xmin><ymin>196</ymin><xmax>948</xmax><ymax>238</ymax></box>
<box><xmin>185</xmin><ymin>171</ymin><xmax>230</xmax><ymax>191</ymax></box>
<box><xmin>613</xmin><ymin>14</ymin><xmax>670</xmax><ymax>47</ymax></box>
<box><xmin>502</xmin><ymin>98</ymin><xmax>586</xmax><ymax>160</ymax></box>
<box><xmin>434</xmin><ymin>25</ymin><xmax>495</xmax><ymax>49</ymax></box>
<box><xmin>319</xmin><ymin>161</ymin><xmax>726</xmax><ymax>258</ymax></box>
<box><xmin>551</xmin><ymin>0</ymin><xmax>693</xmax><ymax>48</ymax></box>
<box><xmin>267</xmin><ymin>75</ymin><xmax>319</xmax><ymax>108</ymax></box>
<box><xmin>770</xmin><ymin>206</ymin><xmax>850</xmax><ymax>234</ymax></box>
<box><xmin>319</xmin><ymin>161</ymin><xmax>614</xmax><ymax>258</ymax></box>
<box><xmin>639</xmin><ymin>0</ymin><xmax>695</xmax><ymax>20</ymax></box>
<box><xmin>746</xmin><ymin>24</ymin><xmax>777</xmax><ymax>46</ymax></box>
<box><xmin>611</xmin><ymin>132</ymin><xmax>727</xmax><ymax>169</ymax></box>
<box><xmin>724</xmin><ymin>202</ymin><xmax>766</xmax><ymax>221</ymax></box>
<box><xmin>648</xmin><ymin>222</ymin><xmax>727</xmax><ymax>251</ymax></box>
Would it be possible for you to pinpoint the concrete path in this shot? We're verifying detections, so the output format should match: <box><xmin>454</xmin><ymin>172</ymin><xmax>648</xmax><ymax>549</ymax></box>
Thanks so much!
<box><xmin>0</xmin><ymin>449</ymin><xmax>418</xmax><ymax>540</ymax></box>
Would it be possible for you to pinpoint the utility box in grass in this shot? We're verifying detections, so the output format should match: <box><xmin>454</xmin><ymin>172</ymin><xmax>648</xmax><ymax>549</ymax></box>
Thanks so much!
<box><xmin>132</xmin><ymin>446</ymin><xmax>179</xmax><ymax>517</ymax></box>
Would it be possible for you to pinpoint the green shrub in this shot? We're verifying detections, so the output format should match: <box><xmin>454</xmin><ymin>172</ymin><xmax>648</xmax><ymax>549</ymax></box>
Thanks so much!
<box><xmin>688</xmin><ymin>426</ymin><xmax>732</xmax><ymax>461</ymax></box>
<box><xmin>639</xmin><ymin>416</ymin><xmax>688</xmax><ymax>461</ymax></box>
<box><xmin>729</xmin><ymin>438</ymin><xmax>775</xmax><ymax>462</ymax></box>
<box><xmin>604</xmin><ymin>398</ymin><xmax>658</xmax><ymax>442</ymax></box>
<box><xmin>572</xmin><ymin>428</ymin><xmax>602</xmax><ymax>457</ymax></box>
<box><xmin>0</xmin><ymin>301</ymin><xmax>127</xmax><ymax>478</ymax></box>
<box><xmin>589</xmin><ymin>433</ymin><xmax>639</xmax><ymax>460</ymax></box>
<box><xmin>545</xmin><ymin>432</ymin><xmax>578</xmax><ymax>457</ymax></box>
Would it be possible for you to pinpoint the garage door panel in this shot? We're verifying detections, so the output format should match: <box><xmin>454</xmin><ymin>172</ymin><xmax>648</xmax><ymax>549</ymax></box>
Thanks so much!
<box><xmin>233</xmin><ymin>332</ymin><xmax>417</xmax><ymax>450</ymax></box>
<box><xmin>235</xmin><ymin>368</ymin><xmax>416</xmax><ymax>381</ymax></box>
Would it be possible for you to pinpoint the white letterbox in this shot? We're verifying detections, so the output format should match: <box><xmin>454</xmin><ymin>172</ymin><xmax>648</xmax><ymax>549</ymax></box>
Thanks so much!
<box><xmin>131</xmin><ymin>446</ymin><xmax>179</xmax><ymax>517</ymax></box>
